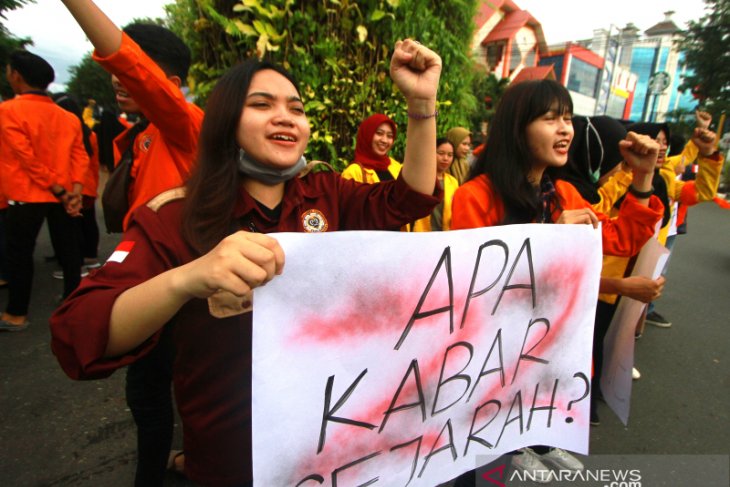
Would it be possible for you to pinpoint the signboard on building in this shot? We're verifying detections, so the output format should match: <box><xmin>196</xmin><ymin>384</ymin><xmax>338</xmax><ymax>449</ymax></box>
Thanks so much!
<box><xmin>648</xmin><ymin>71</ymin><xmax>671</xmax><ymax>94</ymax></box>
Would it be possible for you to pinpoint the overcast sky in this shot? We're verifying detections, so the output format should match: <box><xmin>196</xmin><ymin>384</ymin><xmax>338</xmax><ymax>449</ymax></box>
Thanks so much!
<box><xmin>4</xmin><ymin>0</ymin><xmax>711</xmax><ymax>90</ymax></box>
<box><xmin>516</xmin><ymin>0</ymin><xmax>709</xmax><ymax>43</ymax></box>
<box><xmin>5</xmin><ymin>0</ymin><xmax>169</xmax><ymax>90</ymax></box>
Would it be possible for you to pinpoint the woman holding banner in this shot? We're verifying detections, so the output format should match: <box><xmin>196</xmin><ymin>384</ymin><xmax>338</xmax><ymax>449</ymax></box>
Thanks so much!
<box><xmin>50</xmin><ymin>39</ymin><xmax>443</xmax><ymax>486</ymax></box>
<box><xmin>450</xmin><ymin>79</ymin><xmax>665</xmax><ymax>482</ymax></box>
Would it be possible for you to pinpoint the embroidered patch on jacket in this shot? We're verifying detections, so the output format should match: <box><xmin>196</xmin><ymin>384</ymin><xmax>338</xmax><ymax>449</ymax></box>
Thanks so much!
<box><xmin>140</xmin><ymin>134</ymin><xmax>152</xmax><ymax>152</ymax></box>
<box><xmin>301</xmin><ymin>209</ymin><xmax>328</xmax><ymax>232</ymax></box>
<box><xmin>107</xmin><ymin>241</ymin><xmax>135</xmax><ymax>263</ymax></box>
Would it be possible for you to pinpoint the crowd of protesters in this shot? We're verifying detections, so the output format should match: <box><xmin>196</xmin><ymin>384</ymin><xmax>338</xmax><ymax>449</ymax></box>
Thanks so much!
<box><xmin>0</xmin><ymin>0</ymin><xmax>726</xmax><ymax>486</ymax></box>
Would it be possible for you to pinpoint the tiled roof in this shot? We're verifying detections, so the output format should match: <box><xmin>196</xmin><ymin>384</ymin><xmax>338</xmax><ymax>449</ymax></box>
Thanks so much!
<box><xmin>511</xmin><ymin>65</ymin><xmax>556</xmax><ymax>83</ymax></box>
<box><xmin>645</xmin><ymin>20</ymin><xmax>682</xmax><ymax>36</ymax></box>
<box><xmin>482</xmin><ymin>10</ymin><xmax>532</xmax><ymax>43</ymax></box>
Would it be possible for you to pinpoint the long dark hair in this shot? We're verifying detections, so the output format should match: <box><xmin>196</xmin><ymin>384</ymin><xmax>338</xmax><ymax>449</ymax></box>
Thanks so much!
<box><xmin>469</xmin><ymin>79</ymin><xmax>573</xmax><ymax>224</ymax></box>
<box><xmin>181</xmin><ymin>59</ymin><xmax>302</xmax><ymax>253</ymax></box>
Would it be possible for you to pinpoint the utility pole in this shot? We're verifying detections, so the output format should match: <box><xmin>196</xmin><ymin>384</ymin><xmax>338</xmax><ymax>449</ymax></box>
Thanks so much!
<box><xmin>595</xmin><ymin>25</ymin><xmax>619</xmax><ymax>116</ymax></box>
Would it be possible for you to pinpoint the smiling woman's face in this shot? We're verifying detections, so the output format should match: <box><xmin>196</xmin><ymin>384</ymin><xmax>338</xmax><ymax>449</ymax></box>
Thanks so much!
<box><xmin>371</xmin><ymin>123</ymin><xmax>395</xmax><ymax>157</ymax></box>
<box><xmin>236</xmin><ymin>69</ymin><xmax>310</xmax><ymax>169</ymax></box>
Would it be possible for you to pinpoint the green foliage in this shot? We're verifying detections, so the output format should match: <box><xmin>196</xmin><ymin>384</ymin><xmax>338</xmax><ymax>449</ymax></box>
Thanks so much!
<box><xmin>0</xmin><ymin>0</ymin><xmax>31</xmax><ymax>11</ymax></box>
<box><xmin>469</xmin><ymin>68</ymin><xmax>509</xmax><ymax>143</ymax></box>
<box><xmin>65</xmin><ymin>54</ymin><xmax>117</xmax><ymax>111</ymax></box>
<box><xmin>168</xmin><ymin>0</ymin><xmax>480</xmax><ymax>170</ymax></box>
<box><xmin>676</xmin><ymin>0</ymin><xmax>730</xmax><ymax>115</ymax></box>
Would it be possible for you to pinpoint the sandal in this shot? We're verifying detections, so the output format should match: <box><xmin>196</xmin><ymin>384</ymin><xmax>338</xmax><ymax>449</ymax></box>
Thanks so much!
<box><xmin>166</xmin><ymin>450</ymin><xmax>185</xmax><ymax>476</ymax></box>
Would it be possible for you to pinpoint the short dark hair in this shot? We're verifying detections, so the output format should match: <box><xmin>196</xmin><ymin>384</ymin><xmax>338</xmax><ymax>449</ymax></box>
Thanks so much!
<box><xmin>8</xmin><ymin>50</ymin><xmax>55</xmax><ymax>89</ymax></box>
<box><xmin>53</xmin><ymin>92</ymin><xmax>94</xmax><ymax>156</ymax></box>
<box><xmin>436</xmin><ymin>137</ymin><xmax>453</xmax><ymax>149</ymax></box>
<box><xmin>123</xmin><ymin>23</ymin><xmax>191</xmax><ymax>82</ymax></box>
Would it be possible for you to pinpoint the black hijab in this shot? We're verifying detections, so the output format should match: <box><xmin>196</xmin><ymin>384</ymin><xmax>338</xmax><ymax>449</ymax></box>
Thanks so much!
<box><xmin>561</xmin><ymin>116</ymin><xmax>628</xmax><ymax>204</ymax></box>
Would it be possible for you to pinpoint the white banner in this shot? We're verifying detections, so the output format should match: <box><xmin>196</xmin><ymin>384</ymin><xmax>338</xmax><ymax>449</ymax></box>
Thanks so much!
<box><xmin>601</xmin><ymin>238</ymin><xmax>670</xmax><ymax>425</ymax></box>
<box><xmin>252</xmin><ymin>224</ymin><xmax>602</xmax><ymax>486</ymax></box>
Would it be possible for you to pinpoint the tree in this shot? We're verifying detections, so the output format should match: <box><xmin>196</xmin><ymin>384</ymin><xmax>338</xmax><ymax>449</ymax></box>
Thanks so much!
<box><xmin>166</xmin><ymin>0</ymin><xmax>480</xmax><ymax>170</ymax></box>
<box><xmin>676</xmin><ymin>0</ymin><xmax>730</xmax><ymax>116</ymax></box>
<box><xmin>0</xmin><ymin>0</ymin><xmax>33</xmax><ymax>99</ymax></box>
<box><xmin>469</xmin><ymin>68</ymin><xmax>509</xmax><ymax>144</ymax></box>
<box><xmin>65</xmin><ymin>54</ymin><xmax>117</xmax><ymax>110</ymax></box>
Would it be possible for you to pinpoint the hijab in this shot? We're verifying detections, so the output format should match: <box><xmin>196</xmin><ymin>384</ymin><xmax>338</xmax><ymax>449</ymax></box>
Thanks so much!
<box><xmin>446</xmin><ymin>127</ymin><xmax>471</xmax><ymax>184</ymax></box>
<box><xmin>562</xmin><ymin>116</ymin><xmax>628</xmax><ymax>204</ymax></box>
<box><xmin>446</xmin><ymin>126</ymin><xmax>471</xmax><ymax>152</ymax></box>
<box><xmin>353</xmin><ymin>113</ymin><xmax>397</xmax><ymax>172</ymax></box>
<box><xmin>626</xmin><ymin>121</ymin><xmax>671</xmax><ymax>227</ymax></box>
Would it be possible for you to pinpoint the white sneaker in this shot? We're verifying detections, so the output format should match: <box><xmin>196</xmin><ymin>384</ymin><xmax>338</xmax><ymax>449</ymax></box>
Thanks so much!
<box><xmin>539</xmin><ymin>447</ymin><xmax>585</xmax><ymax>472</ymax></box>
<box><xmin>52</xmin><ymin>264</ymin><xmax>98</xmax><ymax>280</ymax></box>
<box><xmin>632</xmin><ymin>367</ymin><xmax>641</xmax><ymax>380</ymax></box>
<box><xmin>511</xmin><ymin>448</ymin><xmax>551</xmax><ymax>483</ymax></box>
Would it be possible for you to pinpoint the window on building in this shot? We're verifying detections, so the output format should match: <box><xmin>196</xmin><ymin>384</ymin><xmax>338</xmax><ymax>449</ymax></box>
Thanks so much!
<box><xmin>524</xmin><ymin>48</ymin><xmax>536</xmax><ymax>67</ymax></box>
<box><xmin>510</xmin><ymin>41</ymin><xmax>522</xmax><ymax>73</ymax></box>
<box><xmin>629</xmin><ymin>47</ymin><xmax>658</xmax><ymax>121</ymax></box>
<box><xmin>541</xmin><ymin>56</ymin><xmax>564</xmax><ymax>80</ymax></box>
<box><xmin>486</xmin><ymin>44</ymin><xmax>504</xmax><ymax>69</ymax></box>
<box><xmin>567</xmin><ymin>58</ymin><xmax>599</xmax><ymax>98</ymax></box>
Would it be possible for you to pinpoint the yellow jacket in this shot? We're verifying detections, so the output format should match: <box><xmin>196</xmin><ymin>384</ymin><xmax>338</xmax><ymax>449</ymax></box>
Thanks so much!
<box><xmin>598</xmin><ymin>145</ymin><xmax>724</xmax><ymax>304</ymax></box>
<box><xmin>341</xmin><ymin>158</ymin><xmax>401</xmax><ymax>183</ymax></box>
<box><xmin>341</xmin><ymin>158</ymin><xmax>409</xmax><ymax>231</ymax></box>
<box><xmin>411</xmin><ymin>172</ymin><xmax>459</xmax><ymax>232</ymax></box>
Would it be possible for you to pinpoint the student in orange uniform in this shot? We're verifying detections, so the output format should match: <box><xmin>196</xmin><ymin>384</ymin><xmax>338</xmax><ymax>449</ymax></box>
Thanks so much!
<box><xmin>61</xmin><ymin>0</ymin><xmax>204</xmax><ymax>484</ymax></box>
<box><xmin>52</xmin><ymin>93</ymin><xmax>101</xmax><ymax>273</ymax></box>
<box><xmin>62</xmin><ymin>2</ymin><xmax>203</xmax><ymax>233</ymax></box>
<box><xmin>0</xmin><ymin>50</ymin><xmax>89</xmax><ymax>332</ymax></box>
<box><xmin>451</xmin><ymin>79</ymin><xmax>663</xmax><ymax>483</ymax></box>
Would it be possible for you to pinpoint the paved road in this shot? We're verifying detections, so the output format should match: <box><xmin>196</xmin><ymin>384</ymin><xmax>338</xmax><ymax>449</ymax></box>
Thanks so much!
<box><xmin>1</xmin><ymin>202</ymin><xmax>728</xmax><ymax>486</ymax></box>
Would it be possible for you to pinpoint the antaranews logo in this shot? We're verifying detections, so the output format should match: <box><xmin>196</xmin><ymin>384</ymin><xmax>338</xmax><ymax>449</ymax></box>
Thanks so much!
<box><xmin>482</xmin><ymin>465</ymin><xmax>642</xmax><ymax>486</ymax></box>
<box><xmin>481</xmin><ymin>464</ymin><xmax>507</xmax><ymax>487</ymax></box>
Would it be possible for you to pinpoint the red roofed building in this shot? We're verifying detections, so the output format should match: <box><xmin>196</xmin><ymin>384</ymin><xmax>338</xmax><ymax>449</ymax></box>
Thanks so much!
<box><xmin>511</xmin><ymin>65</ymin><xmax>556</xmax><ymax>83</ymax></box>
<box><xmin>471</xmin><ymin>0</ymin><xmax>548</xmax><ymax>81</ymax></box>
<box><xmin>471</xmin><ymin>0</ymin><xmax>638</xmax><ymax>117</ymax></box>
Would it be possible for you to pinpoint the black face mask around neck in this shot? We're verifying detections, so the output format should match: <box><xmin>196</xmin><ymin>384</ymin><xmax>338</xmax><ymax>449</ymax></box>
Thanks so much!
<box><xmin>237</xmin><ymin>148</ymin><xmax>306</xmax><ymax>185</ymax></box>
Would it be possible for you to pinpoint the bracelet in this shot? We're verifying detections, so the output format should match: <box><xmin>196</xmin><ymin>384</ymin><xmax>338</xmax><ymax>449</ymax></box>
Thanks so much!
<box><xmin>628</xmin><ymin>184</ymin><xmax>654</xmax><ymax>199</ymax></box>
<box><xmin>407</xmin><ymin>109</ymin><xmax>438</xmax><ymax>120</ymax></box>
<box><xmin>52</xmin><ymin>187</ymin><xmax>67</xmax><ymax>199</ymax></box>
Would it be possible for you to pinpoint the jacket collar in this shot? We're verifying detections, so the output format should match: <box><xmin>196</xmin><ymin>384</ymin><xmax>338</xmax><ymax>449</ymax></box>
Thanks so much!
<box><xmin>233</xmin><ymin>173</ymin><xmax>326</xmax><ymax>221</ymax></box>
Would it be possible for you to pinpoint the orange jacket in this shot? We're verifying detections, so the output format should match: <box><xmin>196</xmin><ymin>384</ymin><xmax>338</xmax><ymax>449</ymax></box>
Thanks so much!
<box><xmin>452</xmin><ymin>174</ymin><xmax>664</xmax><ymax>257</ymax></box>
<box><xmin>93</xmin><ymin>33</ymin><xmax>204</xmax><ymax>229</ymax></box>
<box><xmin>82</xmin><ymin>131</ymin><xmax>100</xmax><ymax>198</ymax></box>
<box><xmin>0</xmin><ymin>93</ymin><xmax>89</xmax><ymax>204</ymax></box>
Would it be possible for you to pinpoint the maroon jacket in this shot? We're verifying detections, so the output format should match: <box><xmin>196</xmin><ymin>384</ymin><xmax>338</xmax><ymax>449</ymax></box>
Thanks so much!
<box><xmin>50</xmin><ymin>171</ymin><xmax>440</xmax><ymax>486</ymax></box>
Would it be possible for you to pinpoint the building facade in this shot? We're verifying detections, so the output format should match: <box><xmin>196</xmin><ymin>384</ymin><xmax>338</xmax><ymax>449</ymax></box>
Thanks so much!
<box><xmin>472</xmin><ymin>2</ymin><xmax>695</xmax><ymax>122</ymax></box>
